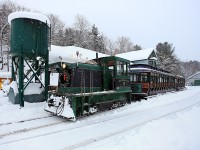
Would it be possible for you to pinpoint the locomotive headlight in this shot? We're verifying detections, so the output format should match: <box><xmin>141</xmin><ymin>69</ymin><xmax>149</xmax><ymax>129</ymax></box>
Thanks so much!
<box><xmin>62</xmin><ymin>63</ymin><xmax>66</xmax><ymax>69</ymax></box>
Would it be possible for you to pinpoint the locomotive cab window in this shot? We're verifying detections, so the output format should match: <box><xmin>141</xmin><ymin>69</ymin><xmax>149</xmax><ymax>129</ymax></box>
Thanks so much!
<box><xmin>117</xmin><ymin>61</ymin><xmax>127</xmax><ymax>76</ymax></box>
<box><xmin>108</xmin><ymin>61</ymin><xmax>115</xmax><ymax>77</ymax></box>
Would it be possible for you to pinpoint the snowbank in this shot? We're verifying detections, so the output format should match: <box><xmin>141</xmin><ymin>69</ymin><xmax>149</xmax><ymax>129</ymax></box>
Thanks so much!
<box><xmin>3</xmin><ymin>81</ymin><xmax>44</xmax><ymax>95</ymax></box>
<box><xmin>0</xmin><ymin>87</ymin><xmax>200</xmax><ymax>150</ymax></box>
<box><xmin>0</xmin><ymin>93</ymin><xmax>48</xmax><ymax>124</ymax></box>
<box><xmin>82</xmin><ymin>105</ymin><xmax>200</xmax><ymax>150</ymax></box>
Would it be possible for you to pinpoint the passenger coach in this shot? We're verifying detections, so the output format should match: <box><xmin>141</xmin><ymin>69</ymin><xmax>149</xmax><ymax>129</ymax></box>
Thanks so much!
<box><xmin>130</xmin><ymin>64</ymin><xmax>185</xmax><ymax>100</ymax></box>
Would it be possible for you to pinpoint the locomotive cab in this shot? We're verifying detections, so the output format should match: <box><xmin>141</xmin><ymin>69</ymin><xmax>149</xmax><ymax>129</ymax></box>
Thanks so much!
<box><xmin>96</xmin><ymin>56</ymin><xmax>131</xmax><ymax>92</ymax></box>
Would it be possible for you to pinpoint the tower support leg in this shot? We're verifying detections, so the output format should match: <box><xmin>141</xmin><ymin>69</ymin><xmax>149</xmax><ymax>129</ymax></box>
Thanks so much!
<box><xmin>19</xmin><ymin>55</ymin><xmax>24</xmax><ymax>107</ymax></box>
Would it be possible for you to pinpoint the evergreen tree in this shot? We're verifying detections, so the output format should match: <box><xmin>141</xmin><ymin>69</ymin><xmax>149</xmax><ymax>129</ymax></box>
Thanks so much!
<box><xmin>98</xmin><ymin>35</ymin><xmax>106</xmax><ymax>53</ymax></box>
<box><xmin>134</xmin><ymin>44</ymin><xmax>142</xmax><ymax>50</ymax></box>
<box><xmin>68</xmin><ymin>28</ymin><xmax>75</xmax><ymax>46</ymax></box>
<box><xmin>91</xmin><ymin>24</ymin><xmax>99</xmax><ymax>52</ymax></box>
<box><xmin>64</xmin><ymin>28</ymin><xmax>75</xmax><ymax>46</ymax></box>
<box><xmin>156</xmin><ymin>42</ymin><xmax>181</xmax><ymax>75</ymax></box>
<box><xmin>54</xmin><ymin>29</ymin><xmax>65</xmax><ymax>46</ymax></box>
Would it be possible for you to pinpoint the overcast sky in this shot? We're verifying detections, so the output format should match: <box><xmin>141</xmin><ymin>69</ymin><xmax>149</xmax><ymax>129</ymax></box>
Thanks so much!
<box><xmin>9</xmin><ymin>0</ymin><xmax>200</xmax><ymax>61</ymax></box>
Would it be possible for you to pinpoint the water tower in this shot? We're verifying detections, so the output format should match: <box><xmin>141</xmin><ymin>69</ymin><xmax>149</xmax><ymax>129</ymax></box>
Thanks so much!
<box><xmin>8</xmin><ymin>12</ymin><xmax>50</xmax><ymax>107</ymax></box>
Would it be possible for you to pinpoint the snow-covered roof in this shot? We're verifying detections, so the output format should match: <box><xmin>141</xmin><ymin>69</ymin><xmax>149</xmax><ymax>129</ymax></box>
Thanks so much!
<box><xmin>49</xmin><ymin>45</ymin><xmax>108</xmax><ymax>64</ymax></box>
<box><xmin>130</xmin><ymin>68</ymin><xmax>174</xmax><ymax>76</ymax></box>
<box><xmin>116</xmin><ymin>48</ymin><xmax>156</xmax><ymax>61</ymax></box>
<box><xmin>187</xmin><ymin>71</ymin><xmax>200</xmax><ymax>80</ymax></box>
<box><xmin>8</xmin><ymin>11</ymin><xmax>50</xmax><ymax>27</ymax></box>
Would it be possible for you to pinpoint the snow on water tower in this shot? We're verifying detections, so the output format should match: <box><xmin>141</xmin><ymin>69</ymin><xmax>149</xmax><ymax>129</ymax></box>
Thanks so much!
<box><xmin>8</xmin><ymin>12</ymin><xmax>50</xmax><ymax>107</ymax></box>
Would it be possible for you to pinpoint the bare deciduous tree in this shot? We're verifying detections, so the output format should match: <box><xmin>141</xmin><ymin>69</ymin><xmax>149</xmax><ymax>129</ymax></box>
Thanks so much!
<box><xmin>107</xmin><ymin>39</ymin><xmax>116</xmax><ymax>55</ymax></box>
<box><xmin>115</xmin><ymin>36</ymin><xmax>134</xmax><ymax>54</ymax></box>
<box><xmin>73</xmin><ymin>14</ymin><xmax>91</xmax><ymax>47</ymax></box>
<box><xmin>181</xmin><ymin>61</ymin><xmax>200</xmax><ymax>78</ymax></box>
<box><xmin>0</xmin><ymin>0</ymin><xmax>30</xmax><ymax>70</ymax></box>
<box><xmin>47</xmin><ymin>14</ymin><xmax>65</xmax><ymax>45</ymax></box>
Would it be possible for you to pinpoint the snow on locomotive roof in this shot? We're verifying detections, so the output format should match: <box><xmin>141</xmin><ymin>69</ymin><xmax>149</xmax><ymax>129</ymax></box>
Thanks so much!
<box><xmin>8</xmin><ymin>11</ymin><xmax>50</xmax><ymax>27</ymax></box>
<box><xmin>116</xmin><ymin>48</ymin><xmax>155</xmax><ymax>61</ymax></box>
<box><xmin>49</xmin><ymin>45</ymin><xmax>108</xmax><ymax>64</ymax></box>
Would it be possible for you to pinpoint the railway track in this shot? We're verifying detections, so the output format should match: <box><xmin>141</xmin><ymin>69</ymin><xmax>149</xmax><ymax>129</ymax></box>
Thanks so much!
<box><xmin>0</xmin><ymin>120</ymin><xmax>67</xmax><ymax>138</ymax></box>
<box><xmin>0</xmin><ymin>114</ymin><xmax>68</xmax><ymax>138</ymax></box>
<box><xmin>0</xmin><ymin>115</ymin><xmax>54</xmax><ymax>127</ymax></box>
<box><xmin>0</xmin><ymin>88</ymin><xmax>189</xmax><ymax>139</ymax></box>
<box><xmin>1</xmin><ymin>91</ymin><xmax>200</xmax><ymax>146</ymax></box>
<box><xmin>0</xmin><ymin>98</ymin><xmax>179</xmax><ymax>139</ymax></box>
<box><xmin>63</xmin><ymin>102</ymin><xmax>200</xmax><ymax>150</ymax></box>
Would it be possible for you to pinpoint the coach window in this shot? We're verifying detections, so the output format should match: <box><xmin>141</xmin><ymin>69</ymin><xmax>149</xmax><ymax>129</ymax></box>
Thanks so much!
<box><xmin>130</xmin><ymin>74</ymin><xmax>134</xmax><ymax>82</ymax></box>
<box><xmin>131</xmin><ymin>74</ymin><xmax>136</xmax><ymax>81</ymax></box>
<box><xmin>133</xmin><ymin>74</ymin><xmax>136</xmax><ymax>82</ymax></box>
<box><xmin>132</xmin><ymin>73</ymin><xmax>140</xmax><ymax>82</ymax></box>
<box><xmin>141</xmin><ymin>73</ymin><xmax>148</xmax><ymax>82</ymax></box>
<box><xmin>137</xmin><ymin>74</ymin><xmax>141</xmax><ymax>82</ymax></box>
<box><xmin>151</xmin><ymin>73</ymin><xmax>155</xmax><ymax>83</ymax></box>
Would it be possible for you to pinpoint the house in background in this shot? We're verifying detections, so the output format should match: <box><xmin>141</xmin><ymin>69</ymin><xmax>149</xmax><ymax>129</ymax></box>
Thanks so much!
<box><xmin>116</xmin><ymin>48</ymin><xmax>159</xmax><ymax>67</ymax></box>
<box><xmin>186</xmin><ymin>72</ymin><xmax>200</xmax><ymax>86</ymax></box>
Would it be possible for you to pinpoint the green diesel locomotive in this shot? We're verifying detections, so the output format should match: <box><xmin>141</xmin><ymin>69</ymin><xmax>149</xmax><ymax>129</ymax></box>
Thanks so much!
<box><xmin>45</xmin><ymin>56</ymin><xmax>131</xmax><ymax>120</ymax></box>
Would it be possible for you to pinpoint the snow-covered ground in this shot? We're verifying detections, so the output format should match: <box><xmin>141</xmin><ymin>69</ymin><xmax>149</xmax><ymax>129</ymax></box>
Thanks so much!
<box><xmin>0</xmin><ymin>86</ymin><xmax>200</xmax><ymax>150</ymax></box>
